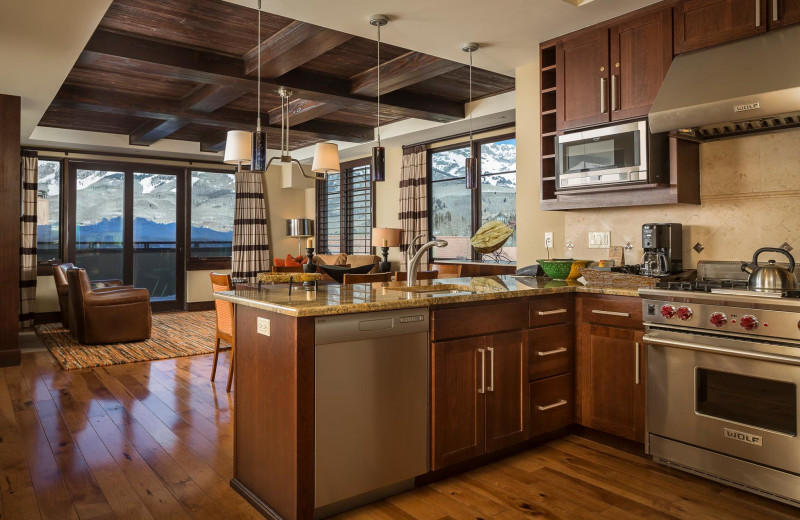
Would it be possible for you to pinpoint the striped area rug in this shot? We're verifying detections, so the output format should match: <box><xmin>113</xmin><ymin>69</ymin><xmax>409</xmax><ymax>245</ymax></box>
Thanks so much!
<box><xmin>36</xmin><ymin>311</ymin><xmax>218</xmax><ymax>370</ymax></box>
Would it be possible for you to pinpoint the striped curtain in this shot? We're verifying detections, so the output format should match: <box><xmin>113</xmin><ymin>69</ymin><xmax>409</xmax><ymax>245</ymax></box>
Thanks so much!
<box><xmin>20</xmin><ymin>151</ymin><xmax>38</xmax><ymax>327</ymax></box>
<box><xmin>398</xmin><ymin>146</ymin><xmax>428</xmax><ymax>269</ymax></box>
<box><xmin>232</xmin><ymin>170</ymin><xmax>271</xmax><ymax>284</ymax></box>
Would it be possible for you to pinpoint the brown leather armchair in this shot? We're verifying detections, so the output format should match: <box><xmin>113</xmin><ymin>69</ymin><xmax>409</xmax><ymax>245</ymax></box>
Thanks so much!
<box><xmin>67</xmin><ymin>268</ymin><xmax>152</xmax><ymax>344</ymax></box>
<box><xmin>53</xmin><ymin>263</ymin><xmax>127</xmax><ymax>328</ymax></box>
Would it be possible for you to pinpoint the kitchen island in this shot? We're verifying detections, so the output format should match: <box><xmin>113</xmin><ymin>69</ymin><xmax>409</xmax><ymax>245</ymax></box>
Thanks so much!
<box><xmin>215</xmin><ymin>276</ymin><xmax>641</xmax><ymax>520</ymax></box>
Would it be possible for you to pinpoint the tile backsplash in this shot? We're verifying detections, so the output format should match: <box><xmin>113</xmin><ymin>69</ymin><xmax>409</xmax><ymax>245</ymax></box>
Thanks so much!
<box><xmin>563</xmin><ymin>129</ymin><xmax>800</xmax><ymax>268</ymax></box>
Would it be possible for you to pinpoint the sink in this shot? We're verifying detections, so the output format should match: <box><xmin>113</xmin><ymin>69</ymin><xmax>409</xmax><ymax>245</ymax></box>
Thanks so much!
<box><xmin>386</xmin><ymin>284</ymin><xmax>474</xmax><ymax>294</ymax></box>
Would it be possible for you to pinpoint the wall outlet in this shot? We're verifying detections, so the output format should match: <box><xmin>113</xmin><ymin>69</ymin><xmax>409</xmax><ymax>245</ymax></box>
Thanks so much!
<box><xmin>257</xmin><ymin>317</ymin><xmax>271</xmax><ymax>336</ymax></box>
<box><xmin>588</xmin><ymin>231</ymin><xmax>610</xmax><ymax>249</ymax></box>
<box><xmin>544</xmin><ymin>232</ymin><xmax>554</xmax><ymax>249</ymax></box>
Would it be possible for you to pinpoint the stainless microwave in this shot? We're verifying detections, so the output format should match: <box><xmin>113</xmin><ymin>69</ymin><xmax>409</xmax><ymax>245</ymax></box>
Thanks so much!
<box><xmin>555</xmin><ymin>120</ymin><xmax>667</xmax><ymax>191</ymax></box>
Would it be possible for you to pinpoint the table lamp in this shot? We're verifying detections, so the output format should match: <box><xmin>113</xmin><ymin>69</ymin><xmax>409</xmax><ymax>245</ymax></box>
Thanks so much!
<box><xmin>372</xmin><ymin>227</ymin><xmax>403</xmax><ymax>273</ymax></box>
<box><xmin>286</xmin><ymin>218</ymin><xmax>315</xmax><ymax>255</ymax></box>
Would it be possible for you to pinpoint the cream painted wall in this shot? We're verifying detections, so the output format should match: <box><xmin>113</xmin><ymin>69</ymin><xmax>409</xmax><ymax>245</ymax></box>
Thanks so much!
<box><xmin>514</xmin><ymin>62</ymin><xmax>566</xmax><ymax>267</ymax></box>
<box><xmin>563</xmin><ymin>129</ymin><xmax>800</xmax><ymax>267</ymax></box>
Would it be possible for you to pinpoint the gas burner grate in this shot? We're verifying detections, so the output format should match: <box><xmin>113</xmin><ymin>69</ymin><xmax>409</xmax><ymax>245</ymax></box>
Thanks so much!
<box><xmin>656</xmin><ymin>280</ymin><xmax>750</xmax><ymax>292</ymax></box>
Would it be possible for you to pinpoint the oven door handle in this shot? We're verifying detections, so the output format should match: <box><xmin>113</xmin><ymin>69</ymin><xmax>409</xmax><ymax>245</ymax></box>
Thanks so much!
<box><xmin>643</xmin><ymin>334</ymin><xmax>800</xmax><ymax>365</ymax></box>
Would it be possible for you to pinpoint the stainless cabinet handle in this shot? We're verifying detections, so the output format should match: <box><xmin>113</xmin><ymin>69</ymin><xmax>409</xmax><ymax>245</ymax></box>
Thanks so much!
<box><xmin>537</xmin><ymin>347</ymin><xmax>567</xmax><ymax>357</ymax></box>
<box><xmin>611</xmin><ymin>74</ymin><xmax>618</xmax><ymax>112</ymax></box>
<box><xmin>634</xmin><ymin>341</ymin><xmax>641</xmax><ymax>385</ymax></box>
<box><xmin>478</xmin><ymin>348</ymin><xmax>485</xmax><ymax>394</ymax></box>
<box><xmin>600</xmin><ymin>77</ymin><xmax>607</xmax><ymax>114</ymax></box>
<box><xmin>592</xmin><ymin>309</ymin><xmax>631</xmax><ymax>317</ymax></box>
<box><xmin>538</xmin><ymin>399</ymin><xmax>568</xmax><ymax>411</ymax></box>
<box><xmin>773</xmin><ymin>0</ymin><xmax>779</xmax><ymax>21</ymax></box>
<box><xmin>537</xmin><ymin>308</ymin><xmax>567</xmax><ymax>316</ymax></box>
<box><xmin>756</xmin><ymin>0</ymin><xmax>762</xmax><ymax>26</ymax></box>
<box><xmin>487</xmin><ymin>347</ymin><xmax>495</xmax><ymax>392</ymax></box>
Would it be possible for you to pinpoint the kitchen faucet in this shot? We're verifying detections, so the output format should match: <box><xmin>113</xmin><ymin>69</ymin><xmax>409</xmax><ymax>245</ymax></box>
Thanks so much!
<box><xmin>407</xmin><ymin>235</ymin><xmax>448</xmax><ymax>286</ymax></box>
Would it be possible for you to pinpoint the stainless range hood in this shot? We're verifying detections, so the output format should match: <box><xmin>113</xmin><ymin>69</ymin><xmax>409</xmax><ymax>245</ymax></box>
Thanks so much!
<box><xmin>649</xmin><ymin>24</ymin><xmax>800</xmax><ymax>140</ymax></box>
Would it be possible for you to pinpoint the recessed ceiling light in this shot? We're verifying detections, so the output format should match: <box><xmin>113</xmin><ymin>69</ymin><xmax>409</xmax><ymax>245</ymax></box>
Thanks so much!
<box><xmin>561</xmin><ymin>0</ymin><xmax>596</xmax><ymax>6</ymax></box>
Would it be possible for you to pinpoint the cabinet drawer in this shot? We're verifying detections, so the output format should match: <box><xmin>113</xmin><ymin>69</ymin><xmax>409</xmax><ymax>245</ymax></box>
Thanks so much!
<box><xmin>529</xmin><ymin>295</ymin><xmax>573</xmax><ymax>328</ymax></box>
<box><xmin>580</xmin><ymin>295</ymin><xmax>642</xmax><ymax>329</ymax></box>
<box><xmin>530</xmin><ymin>373</ymin><xmax>574</xmax><ymax>437</ymax></box>
<box><xmin>528</xmin><ymin>324</ymin><xmax>573</xmax><ymax>380</ymax></box>
<box><xmin>432</xmin><ymin>300</ymin><xmax>528</xmax><ymax>341</ymax></box>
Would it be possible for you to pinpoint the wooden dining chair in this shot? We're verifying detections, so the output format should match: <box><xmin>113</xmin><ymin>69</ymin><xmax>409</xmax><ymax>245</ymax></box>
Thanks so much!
<box><xmin>394</xmin><ymin>270</ymin><xmax>439</xmax><ymax>282</ymax></box>
<box><xmin>209</xmin><ymin>272</ymin><xmax>235</xmax><ymax>392</ymax></box>
<box><xmin>429</xmin><ymin>263</ymin><xmax>463</xmax><ymax>278</ymax></box>
<box><xmin>342</xmin><ymin>272</ymin><xmax>393</xmax><ymax>284</ymax></box>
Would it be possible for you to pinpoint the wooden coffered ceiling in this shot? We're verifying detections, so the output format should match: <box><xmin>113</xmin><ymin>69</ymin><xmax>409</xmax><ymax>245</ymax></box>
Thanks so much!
<box><xmin>38</xmin><ymin>0</ymin><xmax>516</xmax><ymax>152</ymax></box>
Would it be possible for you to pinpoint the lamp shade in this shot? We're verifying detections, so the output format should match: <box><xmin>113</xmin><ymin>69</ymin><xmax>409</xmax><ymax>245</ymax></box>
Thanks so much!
<box><xmin>372</xmin><ymin>227</ymin><xmax>402</xmax><ymax>247</ymax></box>
<box><xmin>223</xmin><ymin>130</ymin><xmax>252</xmax><ymax>165</ymax></box>
<box><xmin>286</xmin><ymin>218</ymin><xmax>314</xmax><ymax>238</ymax></box>
<box><xmin>312</xmin><ymin>143</ymin><xmax>340</xmax><ymax>174</ymax></box>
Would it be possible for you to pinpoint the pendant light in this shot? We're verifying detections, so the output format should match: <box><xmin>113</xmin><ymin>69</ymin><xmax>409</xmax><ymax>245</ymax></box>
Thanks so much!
<box><xmin>369</xmin><ymin>14</ymin><xmax>388</xmax><ymax>182</ymax></box>
<box><xmin>463</xmin><ymin>42</ymin><xmax>479</xmax><ymax>189</ymax></box>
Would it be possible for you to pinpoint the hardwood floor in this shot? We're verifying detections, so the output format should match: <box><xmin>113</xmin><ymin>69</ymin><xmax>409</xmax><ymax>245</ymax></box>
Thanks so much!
<box><xmin>2</xmin><ymin>350</ymin><xmax>798</xmax><ymax>520</ymax></box>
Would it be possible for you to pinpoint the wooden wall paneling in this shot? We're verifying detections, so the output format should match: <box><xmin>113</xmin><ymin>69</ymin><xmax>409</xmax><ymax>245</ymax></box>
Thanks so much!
<box><xmin>0</xmin><ymin>94</ymin><xmax>21</xmax><ymax>366</ymax></box>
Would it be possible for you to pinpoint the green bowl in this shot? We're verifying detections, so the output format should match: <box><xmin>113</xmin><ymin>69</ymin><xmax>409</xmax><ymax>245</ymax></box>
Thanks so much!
<box><xmin>536</xmin><ymin>259</ymin><xmax>575</xmax><ymax>280</ymax></box>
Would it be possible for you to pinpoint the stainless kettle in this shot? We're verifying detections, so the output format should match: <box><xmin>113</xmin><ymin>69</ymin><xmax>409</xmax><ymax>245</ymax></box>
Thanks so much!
<box><xmin>741</xmin><ymin>247</ymin><xmax>798</xmax><ymax>292</ymax></box>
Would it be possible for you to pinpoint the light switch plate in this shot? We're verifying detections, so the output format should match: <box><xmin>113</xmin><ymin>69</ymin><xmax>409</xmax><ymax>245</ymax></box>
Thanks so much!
<box><xmin>588</xmin><ymin>231</ymin><xmax>610</xmax><ymax>249</ymax></box>
<box><xmin>257</xmin><ymin>317</ymin><xmax>271</xmax><ymax>336</ymax></box>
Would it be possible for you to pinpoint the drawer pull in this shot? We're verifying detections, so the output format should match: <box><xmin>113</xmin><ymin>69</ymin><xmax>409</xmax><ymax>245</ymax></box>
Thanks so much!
<box><xmin>537</xmin><ymin>399</ymin><xmax>568</xmax><ymax>411</ymax></box>
<box><xmin>592</xmin><ymin>309</ymin><xmax>631</xmax><ymax>318</ymax></box>
<box><xmin>537</xmin><ymin>308</ymin><xmax>568</xmax><ymax>316</ymax></box>
<box><xmin>537</xmin><ymin>347</ymin><xmax>567</xmax><ymax>357</ymax></box>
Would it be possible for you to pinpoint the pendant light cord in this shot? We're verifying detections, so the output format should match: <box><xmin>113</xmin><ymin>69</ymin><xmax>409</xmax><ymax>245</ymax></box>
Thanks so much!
<box><xmin>468</xmin><ymin>49</ymin><xmax>473</xmax><ymax>143</ymax></box>
<box><xmin>256</xmin><ymin>0</ymin><xmax>262</xmax><ymax>132</ymax></box>
<box><xmin>377</xmin><ymin>23</ymin><xmax>381</xmax><ymax>148</ymax></box>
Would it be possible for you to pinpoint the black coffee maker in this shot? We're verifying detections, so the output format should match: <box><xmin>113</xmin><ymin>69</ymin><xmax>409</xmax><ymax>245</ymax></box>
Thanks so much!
<box><xmin>642</xmin><ymin>223</ymin><xmax>683</xmax><ymax>275</ymax></box>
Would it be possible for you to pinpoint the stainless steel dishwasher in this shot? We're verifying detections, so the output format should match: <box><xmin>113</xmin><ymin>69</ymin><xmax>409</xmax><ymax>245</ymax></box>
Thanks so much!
<box><xmin>314</xmin><ymin>308</ymin><xmax>429</xmax><ymax>518</ymax></box>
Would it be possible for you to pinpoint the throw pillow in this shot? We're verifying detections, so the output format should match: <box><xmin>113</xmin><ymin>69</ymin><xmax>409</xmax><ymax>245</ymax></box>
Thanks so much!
<box><xmin>274</xmin><ymin>258</ymin><xmax>286</xmax><ymax>267</ymax></box>
<box><xmin>334</xmin><ymin>253</ymin><xmax>348</xmax><ymax>266</ymax></box>
<box><xmin>285</xmin><ymin>254</ymin><xmax>301</xmax><ymax>267</ymax></box>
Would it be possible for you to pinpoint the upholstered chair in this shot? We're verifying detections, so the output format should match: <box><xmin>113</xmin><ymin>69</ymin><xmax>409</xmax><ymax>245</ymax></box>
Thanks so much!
<box><xmin>53</xmin><ymin>263</ymin><xmax>126</xmax><ymax>328</ymax></box>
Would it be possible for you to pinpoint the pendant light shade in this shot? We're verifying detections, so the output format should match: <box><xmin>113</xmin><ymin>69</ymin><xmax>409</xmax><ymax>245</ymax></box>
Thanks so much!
<box><xmin>312</xmin><ymin>143</ymin><xmax>340</xmax><ymax>175</ymax></box>
<box><xmin>251</xmin><ymin>130</ymin><xmax>267</xmax><ymax>171</ymax></box>
<box><xmin>370</xmin><ymin>14</ymin><xmax>388</xmax><ymax>183</ymax></box>
<box><xmin>463</xmin><ymin>42</ymin><xmax>479</xmax><ymax>190</ymax></box>
<box><xmin>223</xmin><ymin>130</ymin><xmax>252</xmax><ymax>166</ymax></box>
<box><xmin>371</xmin><ymin>146</ymin><xmax>386</xmax><ymax>182</ymax></box>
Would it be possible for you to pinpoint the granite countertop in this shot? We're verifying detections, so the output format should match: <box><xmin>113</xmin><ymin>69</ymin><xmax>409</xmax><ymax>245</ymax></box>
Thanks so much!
<box><xmin>214</xmin><ymin>276</ymin><xmax>643</xmax><ymax>317</ymax></box>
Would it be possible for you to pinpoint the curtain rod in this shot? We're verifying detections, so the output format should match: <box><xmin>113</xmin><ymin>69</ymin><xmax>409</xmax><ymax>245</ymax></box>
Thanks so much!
<box><xmin>22</xmin><ymin>146</ymin><xmax>232</xmax><ymax>169</ymax></box>
<box><xmin>401</xmin><ymin>122</ymin><xmax>515</xmax><ymax>150</ymax></box>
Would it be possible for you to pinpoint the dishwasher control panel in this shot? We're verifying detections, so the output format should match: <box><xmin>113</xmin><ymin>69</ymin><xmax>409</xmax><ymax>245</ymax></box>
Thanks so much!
<box><xmin>399</xmin><ymin>315</ymin><xmax>425</xmax><ymax>323</ymax></box>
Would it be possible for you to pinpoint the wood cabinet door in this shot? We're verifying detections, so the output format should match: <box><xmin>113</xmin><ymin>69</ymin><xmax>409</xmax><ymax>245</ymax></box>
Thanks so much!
<box><xmin>769</xmin><ymin>0</ymin><xmax>800</xmax><ymax>28</ymax></box>
<box><xmin>610</xmin><ymin>8</ymin><xmax>672</xmax><ymax>121</ymax></box>
<box><xmin>485</xmin><ymin>331</ymin><xmax>530</xmax><ymax>452</ymax></box>
<box><xmin>431</xmin><ymin>337</ymin><xmax>486</xmax><ymax>470</ymax></box>
<box><xmin>557</xmin><ymin>29</ymin><xmax>610</xmax><ymax>130</ymax></box>
<box><xmin>578</xmin><ymin>324</ymin><xmax>646</xmax><ymax>442</ymax></box>
<box><xmin>675</xmin><ymin>0</ymin><xmax>767</xmax><ymax>54</ymax></box>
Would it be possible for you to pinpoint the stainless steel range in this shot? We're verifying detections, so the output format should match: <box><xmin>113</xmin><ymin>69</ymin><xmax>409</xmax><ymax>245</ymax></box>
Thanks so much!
<box><xmin>640</xmin><ymin>261</ymin><xmax>800</xmax><ymax>507</ymax></box>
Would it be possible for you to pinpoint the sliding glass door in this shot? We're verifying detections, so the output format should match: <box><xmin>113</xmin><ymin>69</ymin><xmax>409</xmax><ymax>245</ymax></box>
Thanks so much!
<box><xmin>70</xmin><ymin>162</ymin><xmax>185</xmax><ymax>310</ymax></box>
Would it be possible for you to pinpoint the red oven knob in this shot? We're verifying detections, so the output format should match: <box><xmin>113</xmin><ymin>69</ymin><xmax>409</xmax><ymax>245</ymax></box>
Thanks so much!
<box><xmin>660</xmin><ymin>305</ymin><xmax>676</xmax><ymax>319</ymax></box>
<box><xmin>677</xmin><ymin>306</ymin><xmax>693</xmax><ymax>321</ymax></box>
<box><xmin>740</xmin><ymin>315</ymin><xmax>758</xmax><ymax>331</ymax></box>
<box><xmin>709</xmin><ymin>312</ymin><xmax>727</xmax><ymax>327</ymax></box>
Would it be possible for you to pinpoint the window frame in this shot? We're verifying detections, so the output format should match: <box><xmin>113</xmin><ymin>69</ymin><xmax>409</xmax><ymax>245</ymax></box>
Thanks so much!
<box><xmin>427</xmin><ymin>131</ymin><xmax>516</xmax><ymax>262</ymax></box>
<box><xmin>186</xmin><ymin>168</ymin><xmax>237</xmax><ymax>271</ymax></box>
<box><xmin>35</xmin><ymin>156</ymin><xmax>67</xmax><ymax>275</ymax></box>
<box><xmin>315</xmin><ymin>157</ymin><xmax>376</xmax><ymax>255</ymax></box>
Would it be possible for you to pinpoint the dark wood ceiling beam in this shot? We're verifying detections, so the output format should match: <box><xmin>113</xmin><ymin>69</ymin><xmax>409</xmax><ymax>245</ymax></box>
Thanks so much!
<box><xmin>268</xmin><ymin>99</ymin><xmax>341</xmax><ymax>126</ymax></box>
<box><xmin>350</xmin><ymin>51</ymin><xmax>463</xmax><ymax>97</ymax></box>
<box><xmin>81</xmin><ymin>30</ymin><xmax>464</xmax><ymax>123</ymax></box>
<box><xmin>53</xmin><ymin>85</ymin><xmax>374</xmax><ymax>143</ymax></box>
<box><xmin>243</xmin><ymin>21</ymin><xmax>352</xmax><ymax>78</ymax></box>
<box><xmin>129</xmin><ymin>85</ymin><xmax>248</xmax><ymax>146</ymax></box>
<box><xmin>200</xmin><ymin>130</ymin><xmax>229</xmax><ymax>153</ymax></box>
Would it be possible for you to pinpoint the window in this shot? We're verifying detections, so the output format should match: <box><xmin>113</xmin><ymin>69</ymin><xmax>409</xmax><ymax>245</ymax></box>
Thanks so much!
<box><xmin>190</xmin><ymin>171</ymin><xmax>235</xmax><ymax>259</ymax></box>
<box><xmin>316</xmin><ymin>160</ymin><xmax>373</xmax><ymax>255</ymax></box>
<box><xmin>37</xmin><ymin>159</ymin><xmax>61</xmax><ymax>263</ymax></box>
<box><xmin>429</xmin><ymin>135</ymin><xmax>516</xmax><ymax>262</ymax></box>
